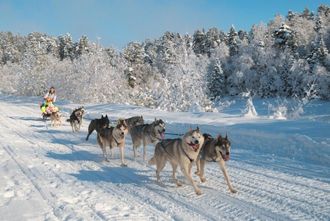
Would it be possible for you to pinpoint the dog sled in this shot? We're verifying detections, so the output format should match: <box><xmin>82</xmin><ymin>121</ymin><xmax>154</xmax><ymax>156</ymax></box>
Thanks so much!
<box><xmin>41</xmin><ymin>101</ymin><xmax>58</xmax><ymax>118</ymax></box>
<box><xmin>40</xmin><ymin>101</ymin><xmax>61</xmax><ymax>128</ymax></box>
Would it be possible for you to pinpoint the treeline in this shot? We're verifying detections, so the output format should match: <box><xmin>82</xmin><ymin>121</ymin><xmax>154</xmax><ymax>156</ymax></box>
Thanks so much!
<box><xmin>0</xmin><ymin>5</ymin><xmax>329</xmax><ymax>111</ymax></box>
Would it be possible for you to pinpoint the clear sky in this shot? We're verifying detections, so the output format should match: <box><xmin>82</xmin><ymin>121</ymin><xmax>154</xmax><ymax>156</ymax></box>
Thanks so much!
<box><xmin>0</xmin><ymin>0</ymin><xmax>329</xmax><ymax>49</ymax></box>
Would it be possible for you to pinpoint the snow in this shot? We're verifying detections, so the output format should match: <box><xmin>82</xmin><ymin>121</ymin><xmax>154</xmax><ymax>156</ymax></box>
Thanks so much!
<box><xmin>0</xmin><ymin>95</ymin><xmax>329</xmax><ymax>221</ymax></box>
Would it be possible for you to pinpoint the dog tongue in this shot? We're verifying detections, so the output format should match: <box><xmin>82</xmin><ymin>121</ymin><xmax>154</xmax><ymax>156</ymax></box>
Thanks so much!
<box><xmin>191</xmin><ymin>144</ymin><xmax>199</xmax><ymax>152</ymax></box>
<box><xmin>161</xmin><ymin>132</ymin><xmax>165</xmax><ymax>140</ymax></box>
<box><xmin>194</xmin><ymin>145</ymin><xmax>199</xmax><ymax>152</ymax></box>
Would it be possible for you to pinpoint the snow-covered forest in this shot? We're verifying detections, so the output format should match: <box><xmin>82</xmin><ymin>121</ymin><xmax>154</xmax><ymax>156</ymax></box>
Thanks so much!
<box><xmin>0</xmin><ymin>5</ymin><xmax>329</xmax><ymax>111</ymax></box>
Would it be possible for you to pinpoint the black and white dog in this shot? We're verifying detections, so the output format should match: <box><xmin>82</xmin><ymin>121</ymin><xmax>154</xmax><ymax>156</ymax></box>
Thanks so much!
<box><xmin>67</xmin><ymin>107</ymin><xmax>85</xmax><ymax>132</ymax></box>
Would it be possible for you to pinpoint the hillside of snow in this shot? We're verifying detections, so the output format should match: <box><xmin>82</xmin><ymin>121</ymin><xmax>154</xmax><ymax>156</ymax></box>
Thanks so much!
<box><xmin>0</xmin><ymin>95</ymin><xmax>329</xmax><ymax>221</ymax></box>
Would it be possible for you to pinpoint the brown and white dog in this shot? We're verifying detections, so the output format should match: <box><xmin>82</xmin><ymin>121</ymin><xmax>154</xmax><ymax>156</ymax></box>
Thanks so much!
<box><xmin>195</xmin><ymin>133</ymin><xmax>237</xmax><ymax>193</ymax></box>
<box><xmin>50</xmin><ymin>111</ymin><xmax>62</xmax><ymax>127</ymax></box>
<box><xmin>97</xmin><ymin>119</ymin><xmax>128</xmax><ymax>166</ymax></box>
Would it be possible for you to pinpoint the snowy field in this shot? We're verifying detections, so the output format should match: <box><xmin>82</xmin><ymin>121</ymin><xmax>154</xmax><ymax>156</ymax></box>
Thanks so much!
<box><xmin>0</xmin><ymin>95</ymin><xmax>329</xmax><ymax>221</ymax></box>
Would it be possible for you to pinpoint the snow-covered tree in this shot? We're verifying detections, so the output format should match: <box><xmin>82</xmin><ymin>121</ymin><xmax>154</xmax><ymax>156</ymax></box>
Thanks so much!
<box><xmin>227</xmin><ymin>26</ymin><xmax>239</xmax><ymax>57</ymax></box>
<box><xmin>207</xmin><ymin>59</ymin><xmax>225</xmax><ymax>100</ymax></box>
<box><xmin>0</xmin><ymin>5</ymin><xmax>329</xmax><ymax>110</ymax></box>
<box><xmin>58</xmin><ymin>33</ymin><xmax>74</xmax><ymax>60</ymax></box>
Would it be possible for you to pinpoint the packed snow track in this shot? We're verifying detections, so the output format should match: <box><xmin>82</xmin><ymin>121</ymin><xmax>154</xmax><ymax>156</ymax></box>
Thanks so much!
<box><xmin>0</xmin><ymin>96</ymin><xmax>329</xmax><ymax>221</ymax></box>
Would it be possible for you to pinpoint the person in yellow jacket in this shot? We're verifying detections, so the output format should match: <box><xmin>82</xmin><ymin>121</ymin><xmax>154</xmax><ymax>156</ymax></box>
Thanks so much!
<box><xmin>41</xmin><ymin>87</ymin><xmax>58</xmax><ymax>115</ymax></box>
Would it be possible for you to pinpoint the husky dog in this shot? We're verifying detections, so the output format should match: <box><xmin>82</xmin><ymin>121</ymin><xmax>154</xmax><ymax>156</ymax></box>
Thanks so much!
<box><xmin>67</xmin><ymin>107</ymin><xmax>85</xmax><ymax>132</ymax></box>
<box><xmin>50</xmin><ymin>111</ymin><xmax>62</xmax><ymax>127</ymax></box>
<box><xmin>195</xmin><ymin>133</ymin><xmax>237</xmax><ymax>193</ymax></box>
<box><xmin>125</xmin><ymin>116</ymin><xmax>144</xmax><ymax>132</ymax></box>
<box><xmin>97</xmin><ymin>119</ymin><xmax>128</xmax><ymax>166</ymax></box>
<box><xmin>86</xmin><ymin>115</ymin><xmax>110</xmax><ymax>141</ymax></box>
<box><xmin>130</xmin><ymin>118</ymin><xmax>166</xmax><ymax>161</ymax></box>
<box><xmin>148</xmin><ymin>127</ymin><xmax>205</xmax><ymax>195</ymax></box>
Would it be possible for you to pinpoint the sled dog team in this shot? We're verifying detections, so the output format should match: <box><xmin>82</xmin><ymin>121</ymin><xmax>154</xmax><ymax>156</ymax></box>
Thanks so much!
<box><xmin>62</xmin><ymin>107</ymin><xmax>237</xmax><ymax>195</ymax></box>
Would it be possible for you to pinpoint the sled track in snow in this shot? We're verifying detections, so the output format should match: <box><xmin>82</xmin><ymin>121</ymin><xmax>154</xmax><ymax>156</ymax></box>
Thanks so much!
<box><xmin>0</xmin><ymin>113</ymin><xmax>111</xmax><ymax>220</ymax></box>
<box><xmin>1</xmin><ymin>99</ymin><xmax>330</xmax><ymax>221</ymax></box>
<box><xmin>1</xmin><ymin>104</ymin><xmax>243</xmax><ymax>220</ymax></box>
<box><xmin>0</xmin><ymin>106</ymin><xmax>170</xmax><ymax>220</ymax></box>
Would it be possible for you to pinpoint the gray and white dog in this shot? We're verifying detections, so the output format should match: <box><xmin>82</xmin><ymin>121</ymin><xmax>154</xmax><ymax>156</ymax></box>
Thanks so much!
<box><xmin>148</xmin><ymin>127</ymin><xmax>205</xmax><ymax>195</ymax></box>
<box><xmin>130</xmin><ymin>118</ymin><xmax>165</xmax><ymax>161</ymax></box>
<box><xmin>125</xmin><ymin>116</ymin><xmax>144</xmax><ymax>132</ymax></box>
<box><xmin>97</xmin><ymin>119</ymin><xmax>128</xmax><ymax>166</ymax></box>
<box><xmin>195</xmin><ymin>133</ymin><xmax>237</xmax><ymax>193</ymax></box>
<box><xmin>67</xmin><ymin>106</ymin><xmax>85</xmax><ymax>132</ymax></box>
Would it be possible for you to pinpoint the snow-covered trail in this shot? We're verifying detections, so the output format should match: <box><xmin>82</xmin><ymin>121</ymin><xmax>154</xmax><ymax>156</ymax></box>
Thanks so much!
<box><xmin>0</xmin><ymin>97</ymin><xmax>329</xmax><ymax>221</ymax></box>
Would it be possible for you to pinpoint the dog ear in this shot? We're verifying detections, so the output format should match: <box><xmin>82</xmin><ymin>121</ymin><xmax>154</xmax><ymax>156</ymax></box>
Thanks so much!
<box><xmin>196</xmin><ymin>126</ymin><xmax>200</xmax><ymax>132</ymax></box>
<box><xmin>217</xmin><ymin>134</ymin><xmax>222</xmax><ymax>140</ymax></box>
<box><xmin>101</xmin><ymin>115</ymin><xmax>104</xmax><ymax>118</ymax></box>
<box><xmin>225</xmin><ymin>132</ymin><xmax>228</xmax><ymax>139</ymax></box>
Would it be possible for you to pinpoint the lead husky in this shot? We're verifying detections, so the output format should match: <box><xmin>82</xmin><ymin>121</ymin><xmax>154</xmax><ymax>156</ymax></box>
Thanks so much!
<box><xmin>130</xmin><ymin>118</ymin><xmax>165</xmax><ymax>161</ymax></box>
<box><xmin>97</xmin><ymin>119</ymin><xmax>128</xmax><ymax>166</ymax></box>
<box><xmin>148</xmin><ymin>127</ymin><xmax>205</xmax><ymax>195</ymax></box>
<box><xmin>195</xmin><ymin>133</ymin><xmax>237</xmax><ymax>193</ymax></box>
<box><xmin>67</xmin><ymin>106</ymin><xmax>85</xmax><ymax>132</ymax></box>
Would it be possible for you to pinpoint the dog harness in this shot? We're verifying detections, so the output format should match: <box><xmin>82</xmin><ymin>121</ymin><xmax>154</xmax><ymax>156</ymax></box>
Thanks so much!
<box><xmin>146</xmin><ymin>127</ymin><xmax>162</xmax><ymax>141</ymax></box>
<box><xmin>200</xmin><ymin>147</ymin><xmax>219</xmax><ymax>162</ymax></box>
<box><xmin>159</xmin><ymin>139</ymin><xmax>194</xmax><ymax>163</ymax></box>
<box><xmin>180</xmin><ymin>144</ymin><xmax>194</xmax><ymax>163</ymax></box>
<box><xmin>199</xmin><ymin>137</ymin><xmax>221</xmax><ymax>162</ymax></box>
<box><xmin>112</xmin><ymin>132</ymin><xmax>122</xmax><ymax>146</ymax></box>
<box><xmin>160</xmin><ymin>141</ymin><xmax>175</xmax><ymax>159</ymax></box>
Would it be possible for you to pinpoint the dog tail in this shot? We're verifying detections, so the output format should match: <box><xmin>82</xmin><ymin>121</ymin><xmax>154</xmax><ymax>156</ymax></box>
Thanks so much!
<box><xmin>148</xmin><ymin>156</ymin><xmax>156</xmax><ymax>165</ymax></box>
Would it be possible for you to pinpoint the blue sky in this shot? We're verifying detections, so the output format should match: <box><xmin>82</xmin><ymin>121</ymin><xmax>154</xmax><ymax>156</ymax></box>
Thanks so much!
<box><xmin>0</xmin><ymin>0</ymin><xmax>328</xmax><ymax>49</ymax></box>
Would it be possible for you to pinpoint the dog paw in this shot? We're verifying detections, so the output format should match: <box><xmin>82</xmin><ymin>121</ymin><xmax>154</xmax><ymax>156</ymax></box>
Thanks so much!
<box><xmin>195</xmin><ymin>171</ymin><xmax>200</xmax><ymax>175</ymax></box>
<box><xmin>195</xmin><ymin>189</ymin><xmax>202</xmax><ymax>195</ymax></box>
<box><xmin>104</xmin><ymin>159</ymin><xmax>110</xmax><ymax>162</ymax></box>
<box><xmin>230</xmin><ymin>188</ymin><xmax>237</xmax><ymax>193</ymax></box>
<box><xmin>176</xmin><ymin>182</ymin><xmax>182</xmax><ymax>187</ymax></box>
<box><xmin>200</xmin><ymin>177</ymin><xmax>206</xmax><ymax>183</ymax></box>
<box><xmin>120</xmin><ymin>163</ymin><xmax>128</xmax><ymax>167</ymax></box>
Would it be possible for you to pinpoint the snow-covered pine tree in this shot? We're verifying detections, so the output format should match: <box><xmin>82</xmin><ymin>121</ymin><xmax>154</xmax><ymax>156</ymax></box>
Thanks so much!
<box><xmin>227</xmin><ymin>26</ymin><xmax>239</xmax><ymax>57</ymax></box>
<box><xmin>207</xmin><ymin>59</ymin><xmax>225</xmax><ymax>100</ymax></box>
<box><xmin>0</xmin><ymin>32</ymin><xmax>24</xmax><ymax>64</ymax></box>
<box><xmin>286</xmin><ymin>8</ymin><xmax>316</xmax><ymax>57</ymax></box>
<box><xmin>76</xmin><ymin>35</ymin><xmax>89</xmax><ymax>57</ymax></box>
<box><xmin>58</xmin><ymin>33</ymin><xmax>73</xmax><ymax>60</ymax></box>
<box><xmin>193</xmin><ymin>29</ymin><xmax>207</xmax><ymax>55</ymax></box>
<box><xmin>317</xmin><ymin>5</ymin><xmax>330</xmax><ymax>50</ymax></box>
